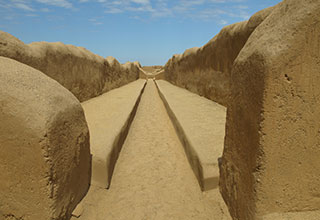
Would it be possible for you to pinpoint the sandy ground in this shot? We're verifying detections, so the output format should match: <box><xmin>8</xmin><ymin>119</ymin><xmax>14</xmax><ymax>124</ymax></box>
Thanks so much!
<box><xmin>74</xmin><ymin>80</ymin><xmax>230</xmax><ymax>220</ymax></box>
<box><xmin>156</xmin><ymin>80</ymin><xmax>227</xmax><ymax>190</ymax></box>
<box><xmin>81</xmin><ymin>80</ymin><xmax>145</xmax><ymax>188</ymax></box>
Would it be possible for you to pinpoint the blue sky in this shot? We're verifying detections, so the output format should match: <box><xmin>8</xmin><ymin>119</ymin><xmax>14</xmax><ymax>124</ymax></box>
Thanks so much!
<box><xmin>0</xmin><ymin>0</ymin><xmax>281</xmax><ymax>66</ymax></box>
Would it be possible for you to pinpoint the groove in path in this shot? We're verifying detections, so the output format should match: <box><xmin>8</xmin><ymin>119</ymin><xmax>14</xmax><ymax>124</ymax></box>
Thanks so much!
<box><xmin>77</xmin><ymin>80</ymin><xmax>229</xmax><ymax>220</ymax></box>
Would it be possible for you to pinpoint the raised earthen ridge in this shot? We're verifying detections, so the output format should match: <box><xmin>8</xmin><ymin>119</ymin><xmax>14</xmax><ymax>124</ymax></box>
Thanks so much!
<box><xmin>1</xmin><ymin>0</ymin><xmax>320</xmax><ymax>219</ymax></box>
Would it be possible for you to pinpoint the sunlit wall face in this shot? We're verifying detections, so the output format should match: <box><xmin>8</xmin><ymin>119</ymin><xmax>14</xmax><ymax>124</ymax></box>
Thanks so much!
<box><xmin>0</xmin><ymin>0</ymin><xmax>282</xmax><ymax>66</ymax></box>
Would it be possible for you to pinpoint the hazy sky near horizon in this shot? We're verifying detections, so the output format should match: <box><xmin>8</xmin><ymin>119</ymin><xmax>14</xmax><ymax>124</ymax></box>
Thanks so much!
<box><xmin>0</xmin><ymin>0</ymin><xmax>282</xmax><ymax>66</ymax></box>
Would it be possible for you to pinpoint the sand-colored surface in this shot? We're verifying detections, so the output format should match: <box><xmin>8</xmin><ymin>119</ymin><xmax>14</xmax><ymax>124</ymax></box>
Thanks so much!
<box><xmin>74</xmin><ymin>80</ymin><xmax>230</xmax><ymax>220</ymax></box>
<box><xmin>0</xmin><ymin>56</ymin><xmax>91</xmax><ymax>220</ymax></box>
<box><xmin>0</xmin><ymin>31</ymin><xmax>143</xmax><ymax>102</ymax></box>
<box><xmin>139</xmin><ymin>66</ymin><xmax>164</xmax><ymax>80</ymax></box>
<box><xmin>262</xmin><ymin>210</ymin><xmax>320</xmax><ymax>220</ymax></box>
<box><xmin>3</xmin><ymin>1</ymin><xmax>319</xmax><ymax>219</ymax></box>
<box><xmin>156</xmin><ymin>80</ymin><xmax>226</xmax><ymax>191</ymax></box>
<box><xmin>163</xmin><ymin>5</ymin><xmax>276</xmax><ymax>106</ymax></box>
<box><xmin>220</xmin><ymin>0</ymin><xmax>320</xmax><ymax>219</ymax></box>
<box><xmin>142</xmin><ymin>65</ymin><xmax>163</xmax><ymax>74</ymax></box>
<box><xmin>81</xmin><ymin>79</ymin><xmax>146</xmax><ymax>188</ymax></box>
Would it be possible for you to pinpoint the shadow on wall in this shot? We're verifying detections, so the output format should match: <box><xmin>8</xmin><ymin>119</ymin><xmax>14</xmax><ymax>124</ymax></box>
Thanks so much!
<box><xmin>0</xmin><ymin>57</ymin><xmax>91</xmax><ymax>220</ymax></box>
<box><xmin>163</xmin><ymin>0</ymin><xmax>320</xmax><ymax>219</ymax></box>
<box><xmin>1</xmin><ymin>0</ymin><xmax>319</xmax><ymax>219</ymax></box>
<box><xmin>0</xmin><ymin>32</ymin><xmax>144</xmax><ymax>102</ymax></box>
<box><xmin>163</xmin><ymin>5</ymin><xmax>276</xmax><ymax>107</ymax></box>
<box><xmin>219</xmin><ymin>0</ymin><xmax>320</xmax><ymax>219</ymax></box>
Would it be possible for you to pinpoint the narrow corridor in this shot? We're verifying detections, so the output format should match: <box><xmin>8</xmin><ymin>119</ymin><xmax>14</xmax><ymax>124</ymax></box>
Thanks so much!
<box><xmin>76</xmin><ymin>80</ymin><xmax>230</xmax><ymax>220</ymax></box>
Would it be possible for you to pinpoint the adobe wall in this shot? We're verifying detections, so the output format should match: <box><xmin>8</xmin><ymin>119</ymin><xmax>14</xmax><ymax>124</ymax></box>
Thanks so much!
<box><xmin>163</xmin><ymin>6</ymin><xmax>275</xmax><ymax>106</ymax></box>
<box><xmin>0</xmin><ymin>32</ymin><xmax>142</xmax><ymax>102</ymax></box>
<box><xmin>219</xmin><ymin>0</ymin><xmax>320</xmax><ymax>219</ymax></box>
<box><xmin>0</xmin><ymin>56</ymin><xmax>91</xmax><ymax>220</ymax></box>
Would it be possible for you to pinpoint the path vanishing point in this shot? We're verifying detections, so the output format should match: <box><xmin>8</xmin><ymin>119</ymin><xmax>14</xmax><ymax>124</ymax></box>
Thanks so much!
<box><xmin>73</xmin><ymin>79</ymin><xmax>230</xmax><ymax>220</ymax></box>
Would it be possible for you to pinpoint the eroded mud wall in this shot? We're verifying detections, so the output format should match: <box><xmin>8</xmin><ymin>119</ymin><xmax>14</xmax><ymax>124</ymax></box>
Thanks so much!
<box><xmin>0</xmin><ymin>56</ymin><xmax>91</xmax><ymax>220</ymax></box>
<box><xmin>219</xmin><ymin>0</ymin><xmax>320</xmax><ymax>219</ymax></box>
<box><xmin>163</xmin><ymin>6</ymin><xmax>275</xmax><ymax>106</ymax></box>
<box><xmin>0</xmin><ymin>32</ymin><xmax>142</xmax><ymax>102</ymax></box>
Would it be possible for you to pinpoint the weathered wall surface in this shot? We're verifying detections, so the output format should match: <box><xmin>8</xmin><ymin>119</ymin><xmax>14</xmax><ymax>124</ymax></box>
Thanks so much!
<box><xmin>219</xmin><ymin>0</ymin><xmax>320</xmax><ymax>219</ymax></box>
<box><xmin>104</xmin><ymin>57</ymin><xmax>143</xmax><ymax>93</ymax></box>
<box><xmin>0</xmin><ymin>32</ymin><xmax>141</xmax><ymax>102</ymax></box>
<box><xmin>0</xmin><ymin>57</ymin><xmax>91</xmax><ymax>220</ymax></box>
<box><xmin>142</xmin><ymin>65</ymin><xmax>162</xmax><ymax>74</ymax></box>
<box><xmin>163</xmin><ymin>6</ymin><xmax>275</xmax><ymax>106</ymax></box>
<box><xmin>154</xmin><ymin>70</ymin><xmax>165</xmax><ymax>80</ymax></box>
<box><xmin>139</xmin><ymin>66</ymin><xmax>163</xmax><ymax>79</ymax></box>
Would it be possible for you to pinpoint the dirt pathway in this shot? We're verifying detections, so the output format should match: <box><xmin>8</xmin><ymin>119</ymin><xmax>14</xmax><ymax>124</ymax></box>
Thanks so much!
<box><xmin>76</xmin><ymin>80</ymin><xmax>230</xmax><ymax>220</ymax></box>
